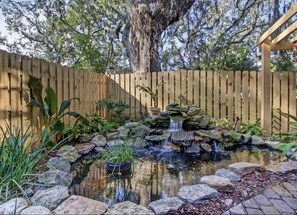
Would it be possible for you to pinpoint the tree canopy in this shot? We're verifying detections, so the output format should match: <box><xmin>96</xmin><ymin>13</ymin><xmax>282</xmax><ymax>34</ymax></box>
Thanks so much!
<box><xmin>0</xmin><ymin>0</ymin><xmax>295</xmax><ymax>73</ymax></box>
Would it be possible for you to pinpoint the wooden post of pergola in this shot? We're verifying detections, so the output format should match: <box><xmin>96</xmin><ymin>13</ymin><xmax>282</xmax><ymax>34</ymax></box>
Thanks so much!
<box><xmin>258</xmin><ymin>3</ymin><xmax>297</xmax><ymax>134</ymax></box>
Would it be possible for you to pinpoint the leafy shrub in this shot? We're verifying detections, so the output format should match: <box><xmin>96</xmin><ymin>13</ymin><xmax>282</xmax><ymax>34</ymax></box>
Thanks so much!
<box><xmin>28</xmin><ymin>76</ymin><xmax>85</xmax><ymax>143</ymax></box>
<box><xmin>0</xmin><ymin>127</ymin><xmax>58</xmax><ymax>201</ymax></box>
<box><xmin>211</xmin><ymin>117</ymin><xmax>231</xmax><ymax>129</ymax></box>
<box><xmin>274</xmin><ymin>113</ymin><xmax>297</xmax><ymax>157</ymax></box>
<box><xmin>240</xmin><ymin>119</ymin><xmax>262</xmax><ymax>136</ymax></box>
<box><xmin>69</xmin><ymin>114</ymin><xmax>119</xmax><ymax>138</ymax></box>
<box><xmin>96</xmin><ymin>99</ymin><xmax>129</xmax><ymax>123</ymax></box>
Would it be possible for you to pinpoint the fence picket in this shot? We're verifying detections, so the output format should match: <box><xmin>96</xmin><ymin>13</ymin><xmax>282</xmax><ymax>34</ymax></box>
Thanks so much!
<box><xmin>220</xmin><ymin>71</ymin><xmax>227</xmax><ymax>119</ymax></box>
<box><xmin>200</xmin><ymin>71</ymin><xmax>206</xmax><ymax>112</ymax></box>
<box><xmin>250</xmin><ymin>71</ymin><xmax>257</xmax><ymax>122</ymax></box>
<box><xmin>235</xmin><ymin>71</ymin><xmax>241</xmax><ymax>125</ymax></box>
<box><xmin>289</xmin><ymin>71</ymin><xmax>296</xmax><ymax>130</ymax></box>
<box><xmin>281</xmin><ymin>72</ymin><xmax>289</xmax><ymax>133</ymax></box>
<box><xmin>227</xmin><ymin>71</ymin><xmax>234</xmax><ymax>124</ymax></box>
<box><xmin>193</xmin><ymin>70</ymin><xmax>200</xmax><ymax>107</ymax></box>
<box><xmin>213</xmin><ymin>71</ymin><xmax>219</xmax><ymax>119</ymax></box>
<box><xmin>206</xmin><ymin>71</ymin><xmax>213</xmax><ymax>116</ymax></box>
<box><xmin>242</xmin><ymin>71</ymin><xmax>249</xmax><ymax>122</ymax></box>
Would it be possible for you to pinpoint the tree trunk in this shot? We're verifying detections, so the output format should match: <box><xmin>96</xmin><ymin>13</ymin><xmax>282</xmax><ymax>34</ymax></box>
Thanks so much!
<box><xmin>123</xmin><ymin>0</ymin><xmax>195</xmax><ymax>73</ymax></box>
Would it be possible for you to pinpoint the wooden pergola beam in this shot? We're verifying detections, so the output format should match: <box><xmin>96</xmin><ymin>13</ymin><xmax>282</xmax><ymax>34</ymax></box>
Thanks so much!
<box><xmin>271</xmin><ymin>21</ymin><xmax>297</xmax><ymax>43</ymax></box>
<box><xmin>258</xmin><ymin>3</ymin><xmax>297</xmax><ymax>45</ymax></box>
<box><xmin>271</xmin><ymin>41</ymin><xmax>294</xmax><ymax>50</ymax></box>
<box><xmin>260</xmin><ymin>39</ymin><xmax>271</xmax><ymax>134</ymax></box>
<box><xmin>291</xmin><ymin>35</ymin><xmax>297</xmax><ymax>43</ymax></box>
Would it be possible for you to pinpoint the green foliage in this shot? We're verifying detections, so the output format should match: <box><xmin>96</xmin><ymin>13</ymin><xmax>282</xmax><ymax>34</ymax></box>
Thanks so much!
<box><xmin>211</xmin><ymin>117</ymin><xmax>231</xmax><ymax>129</ymax></box>
<box><xmin>96</xmin><ymin>99</ymin><xmax>129</xmax><ymax>123</ymax></box>
<box><xmin>72</xmin><ymin>114</ymin><xmax>119</xmax><ymax>138</ymax></box>
<box><xmin>28</xmin><ymin>76</ymin><xmax>85</xmax><ymax>142</ymax></box>
<box><xmin>0</xmin><ymin>126</ymin><xmax>58</xmax><ymax>201</ymax></box>
<box><xmin>1</xmin><ymin>0</ymin><xmax>126</xmax><ymax>73</ymax></box>
<box><xmin>271</xmin><ymin>53</ymin><xmax>295</xmax><ymax>72</ymax></box>
<box><xmin>194</xmin><ymin>47</ymin><xmax>258</xmax><ymax>71</ymax></box>
<box><xmin>240</xmin><ymin>119</ymin><xmax>262</xmax><ymax>136</ymax></box>
<box><xmin>136</xmin><ymin>83</ymin><xmax>165</xmax><ymax>107</ymax></box>
<box><xmin>102</xmin><ymin>141</ymin><xmax>134</xmax><ymax>163</ymax></box>
<box><xmin>274</xmin><ymin>112</ymin><xmax>297</xmax><ymax>157</ymax></box>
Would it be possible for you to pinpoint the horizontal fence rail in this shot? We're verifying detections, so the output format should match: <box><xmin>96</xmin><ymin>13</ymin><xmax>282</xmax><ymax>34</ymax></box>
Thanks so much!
<box><xmin>108</xmin><ymin>70</ymin><xmax>297</xmax><ymax>133</ymax></box>
<box><xmin>0</xmin><ymin>50</ymin><xmax>108</xmax><ymax>133</ymax></box>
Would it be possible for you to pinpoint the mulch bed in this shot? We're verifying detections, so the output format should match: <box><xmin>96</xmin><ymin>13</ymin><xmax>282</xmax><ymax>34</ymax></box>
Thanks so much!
<box><xmin>169</xmin><ymin>170</ymin><xmax>297</xmax><ymax>215</ymax></box>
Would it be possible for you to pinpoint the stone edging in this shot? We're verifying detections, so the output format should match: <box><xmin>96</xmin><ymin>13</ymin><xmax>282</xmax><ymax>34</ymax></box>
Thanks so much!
<box><xmin>2</xmin><ymin>160</ymin><xmax>296</xmax><ymax>215</ymax></box>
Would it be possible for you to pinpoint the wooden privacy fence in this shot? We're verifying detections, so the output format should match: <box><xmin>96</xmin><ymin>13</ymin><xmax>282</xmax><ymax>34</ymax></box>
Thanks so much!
<box><xmin>0</xmin><ymin>50</ymin><xmax>108</xmax><ymax>132</ymax></box>
<box><xmin>108</xmin><ymin>70</ymin><xmax>297</xmax><ymax>134</ymax></box>
<box><xmin>0</xmin><ymin>49</ymin><xmax>296</xmax><ymax>134</ymax></box>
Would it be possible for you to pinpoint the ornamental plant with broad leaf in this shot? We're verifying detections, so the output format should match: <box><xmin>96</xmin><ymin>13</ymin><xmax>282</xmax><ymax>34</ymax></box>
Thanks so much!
<box><xmin>28</xmin><ymin>76</ymin><xmax>86</xmax><ymax>143</ymax></box>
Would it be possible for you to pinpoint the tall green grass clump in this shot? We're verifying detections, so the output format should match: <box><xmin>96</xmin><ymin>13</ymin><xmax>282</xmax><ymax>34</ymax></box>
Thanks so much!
<box><xmin>0</xmin><ymin>126</ymin><xmax>56</xmax><ymax>202</ymax></box>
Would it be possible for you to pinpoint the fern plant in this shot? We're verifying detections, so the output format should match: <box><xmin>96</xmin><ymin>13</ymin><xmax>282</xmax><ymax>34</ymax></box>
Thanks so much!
<box><xmin>274</xmin><ymin>112</ymin><xmax>297</xmax><ymax>157</ymax></box>
<box><xmin>240</xmin><ymin>119</ymin><xmax>262</xmax><ymax>136</ymax></box>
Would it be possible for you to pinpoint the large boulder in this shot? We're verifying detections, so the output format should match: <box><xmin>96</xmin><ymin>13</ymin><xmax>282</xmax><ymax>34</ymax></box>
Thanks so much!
<box><xmin>58</xmin><ymin>145</ymin><xmax>79</xmax><ymax>163</ymax></box>
<box><xmin>0</xmin><ymin>198</ymin><xmax>29</xmax><ymax>215</ymax></box>
<box><xmin>198</xmin><ymin>115</ymin><xmax>211</xmax><ymax>128</ymax></box>
<box><xmin>31</xmin><ymin>185</ymin><xmax>69</xmax><ymax>210</ymax></box>
<box><xmin>170</xmin><ymin>131</ymin><xmax>194</xmax><ymax>146</ymax></box>
<box><xmin>46</xmin><ymin>157</ymin><xmax>71</xmax><ymax>173</ymax></box>
<box><xmin>200</xmin><ymin>143</ymin><xmax>213</xmax><ymax>152</ymax></box>
<box><xmin>200</xmin><ymin>175</ymin><xmax>235</xmax><ymax>192</ymax></box>
<box><xmin>148</xmin><ymin>197</ymin><xmax>184</xmax><ymax>215</ymax></box>
<box><xmin>118</xmin><ymin>127</ymin><xmax>130</xmax><ymax>139</ymax></box>
<box><xmin>38</xmin><ymin>170</ymin><xmax>73</xmax><ymax>186</ymax></box>
<box><xmin>129</xmin><ymin>125</ymin><xmax>151</xmax><ymax>138</ymax></box>
<box><xmin>215</xmin><ymin>168</ymin><xmax>240</xmax><ymax>182</ymax></box>
<box><xmin>132</xmin><ymin>138</ymin><xmax>148</xmax><ymax>148</ymax></box>
<box><xmin>105</xmin><ymin>201</ymin><xmax>154</xmax><ymax>215</ymax></box>
<box><xmin>187</xmin><ymin>107</ymin><xmax>201</xmax><ymax>117</ymax></box>
<box><xmin>251</xmin><ymin>136</ymin><xmax>265</xmax><ymax>146</ymax></box>
<box><xmin>184</xmin><ymin>143</ymin><xmax>201</xmax><ymax>154</ymax></box>
<box><xmin>74</xmin><ymin>143</ymin><xmax>95</xmax><ymax>155</ymax></box>
<box><xmin>166</xmin><ymin>106</ymin><xmax>188</xmax><ymax>113</ymax></box>
<box><xmin>265</xmin><ymin>161</ymin><xmax>297</xmax><ymax>174</ymax></box>
<box><xmin>241</xmin><ymin>134</ymin><xmax>251</xmax><ymax>144</ymax></box>
<box><xmin>194</xmin><ymin>130</ymin><xmax>223</xmax><ymax>142</ymax></box>
<box><xmin>53</xmin><ymin>195</ymin><xmax>108</xmax><ymax>214</ymax></box>
<box><xmin>264</xmin><ymin>140</ymin><xmax>280</xmax><ymax>149</ymax></box>
<box><xmin>145</xmin><ymin>132</ymin><xmax>171</xmax><ymax>143</ymax></box>
<box><xmin>90</xmin><ymin>135</ymin><xmax>107</xmax><ymax>147</ymax></box>
<box><xmin>124</xmin><ymin>122</ymin><xmax>140</xmax><ymax>129</ymax></box>
<box><xmin>106</xmin><ymin>131</ymin><xmax>119</xmax><ymax>140</ymax></box>
<box><xmin>106</xmin><ymin>139</ymin><xmax>125</xmax><ymax>148</ymax></box>
<box><xmin>178</xmin><ymin>184</ymin><xmax>218</xmax><ymax>204</ymax></box>
<box><xmin>228</xmin><ymin>162</ymin><xmax>263</xmax><ymax>176</ymax></box>
<box><xmin>20</xmin><ymin>206</ymin><xmax>52</xmax><ymax>215</ymax></box>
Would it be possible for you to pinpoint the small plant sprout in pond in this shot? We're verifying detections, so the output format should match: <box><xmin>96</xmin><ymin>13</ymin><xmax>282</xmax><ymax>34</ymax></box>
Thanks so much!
<box><xmin>101</xmin><ymin>140</ymin><xmax>135</xmax><ymax>174</ymax></box>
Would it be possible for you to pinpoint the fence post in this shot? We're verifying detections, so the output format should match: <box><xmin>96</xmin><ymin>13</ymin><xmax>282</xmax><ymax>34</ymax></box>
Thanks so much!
<box><xmin>260</xmin><ymin>39</ymin><xmax>272</xmax><ymax>134</ymax></box>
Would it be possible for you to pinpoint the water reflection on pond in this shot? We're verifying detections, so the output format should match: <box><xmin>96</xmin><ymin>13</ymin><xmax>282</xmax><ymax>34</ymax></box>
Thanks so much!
<box><xmin>70</xmin><ymin>147</ymin><xmax>286</xmax><ymax>206</ymax></box>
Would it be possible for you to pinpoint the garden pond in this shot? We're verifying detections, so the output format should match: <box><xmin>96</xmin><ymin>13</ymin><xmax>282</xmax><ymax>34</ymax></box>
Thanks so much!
<box><xmin>70</xmin><ymin>146</ymin><xmax>286</xmax><ymax>206</ymax></box>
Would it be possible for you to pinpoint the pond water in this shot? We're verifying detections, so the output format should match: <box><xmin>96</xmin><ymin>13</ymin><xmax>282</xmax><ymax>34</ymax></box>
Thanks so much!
<box><xmin>70</xmin><ymin>146</ymin><xmax>286</xmax><ymax>206</ymax></box>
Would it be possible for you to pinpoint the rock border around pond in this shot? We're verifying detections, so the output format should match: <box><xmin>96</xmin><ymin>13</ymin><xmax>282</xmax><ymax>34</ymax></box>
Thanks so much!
<box><xmin>2</xmin><ymin>160</ymin><xmax>297</xmax><ymax>214</ymax></box>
